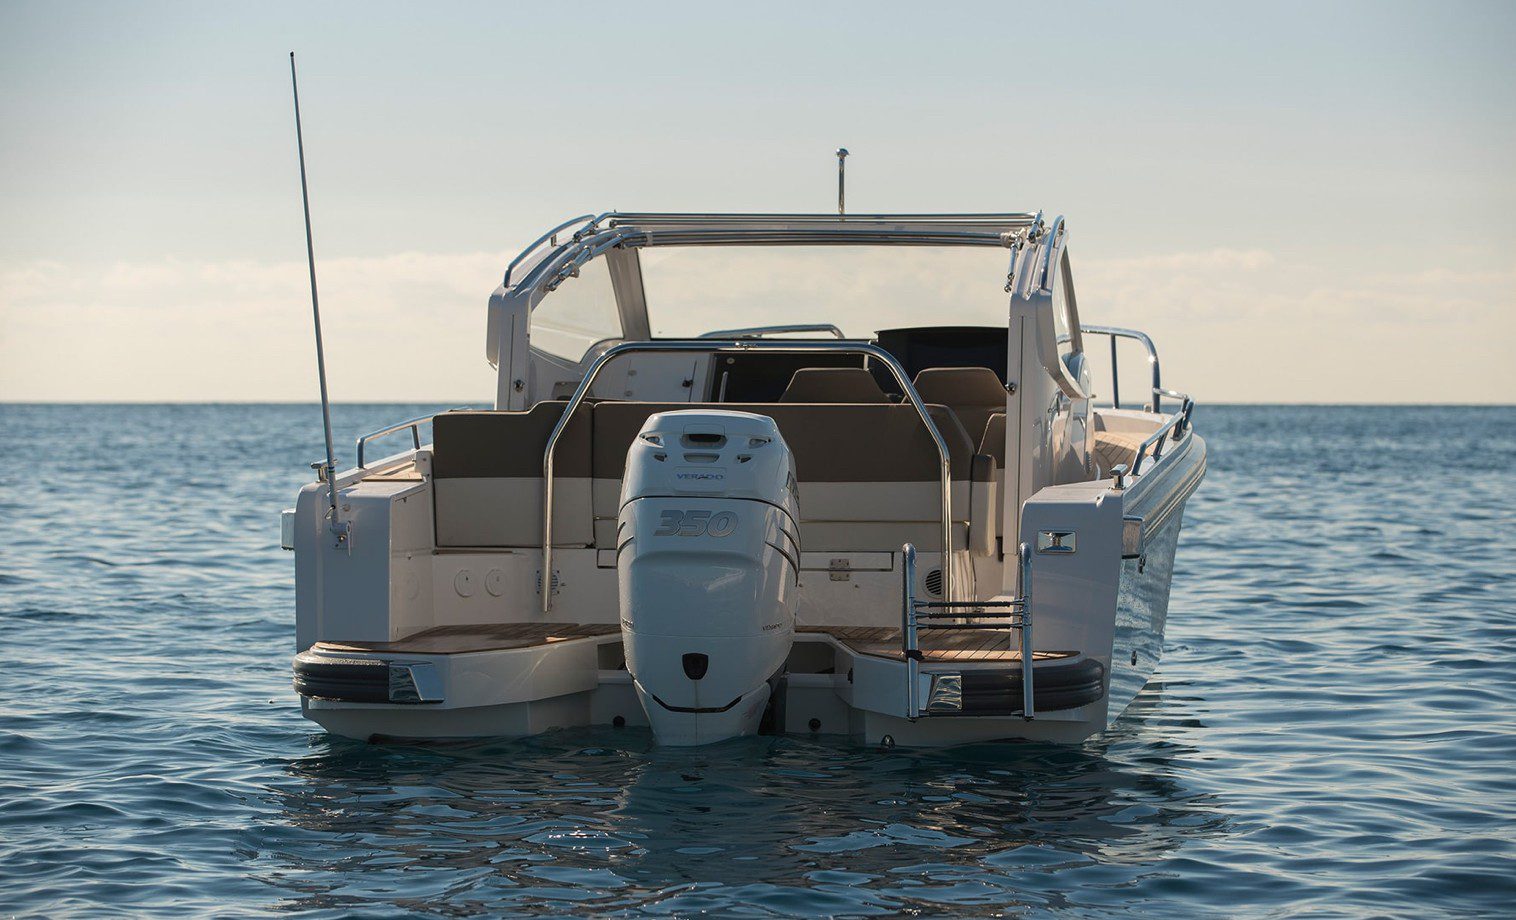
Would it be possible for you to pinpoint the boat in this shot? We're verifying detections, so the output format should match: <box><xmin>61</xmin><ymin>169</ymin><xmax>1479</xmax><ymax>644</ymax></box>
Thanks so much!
<box><xmin>283</xmin><ymin>209</ymin><xmax>1206</xmax><ymax>746</ymax></box>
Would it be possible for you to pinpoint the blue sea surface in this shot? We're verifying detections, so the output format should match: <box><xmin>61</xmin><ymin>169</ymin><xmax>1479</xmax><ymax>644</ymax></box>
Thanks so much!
<box><xmin>1</xmin><ymin>404</ymin><xmax>1513</xmax><ymax>918</ymax></box>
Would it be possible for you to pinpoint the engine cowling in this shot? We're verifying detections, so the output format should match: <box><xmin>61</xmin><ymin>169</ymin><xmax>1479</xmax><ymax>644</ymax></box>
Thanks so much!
<box><xmin>617</xmin><ymin>410</ymin><xmax>800</xmax><ymax>746</ymax></box>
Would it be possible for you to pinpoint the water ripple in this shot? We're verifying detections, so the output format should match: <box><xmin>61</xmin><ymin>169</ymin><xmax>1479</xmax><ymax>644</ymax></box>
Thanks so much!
<box><xmin>0</xmin><ymin>404</ymin><xmax>1513</xmax><ymax>917</ymax></box>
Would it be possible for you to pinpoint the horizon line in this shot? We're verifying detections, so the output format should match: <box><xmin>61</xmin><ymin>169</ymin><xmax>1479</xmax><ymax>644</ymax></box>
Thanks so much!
<box><xmin>2</xmin><ymin>400</ymin><xmax>1514</xmax><ymax>409</ymax></box>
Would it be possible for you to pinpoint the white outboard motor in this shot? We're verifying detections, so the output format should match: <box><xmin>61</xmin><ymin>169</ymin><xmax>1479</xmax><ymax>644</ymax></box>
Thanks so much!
<box><xmin>618</xmin><ymin>410</ymin><xmax>800</xmax><ymax>746</ymax></box>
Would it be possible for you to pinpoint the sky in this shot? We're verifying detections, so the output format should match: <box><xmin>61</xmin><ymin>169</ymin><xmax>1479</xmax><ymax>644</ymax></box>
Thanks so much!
<box><xmin>1</xmin><ymin>1</ymin><xmax>1512</xmax><ymax>404</ymax></box>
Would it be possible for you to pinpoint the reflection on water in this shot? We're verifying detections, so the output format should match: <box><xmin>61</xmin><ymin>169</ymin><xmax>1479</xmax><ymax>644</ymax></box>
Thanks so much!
<box><xmin>2</xmin><ymin>405</ymin><xmax>1514</xmax><ymax>916</ymax></box>
<box><xmin>261</xmin><ymin>686</ymin><xmax>1224</xmax><ymax>915</ymax></box>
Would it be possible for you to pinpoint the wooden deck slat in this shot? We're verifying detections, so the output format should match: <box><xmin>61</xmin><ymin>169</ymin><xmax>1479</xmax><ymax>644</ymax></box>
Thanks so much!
<box><xmin>316</xmin><ymin>621</ymin><xmax>1069</xmax><ymax>662</ymax></box>
<box><xmin>318</xmin><ymin>622</ymin><xmax>620</xmax><ymax>655</ymax></box>
<box><xmin>797</xmin><ymin>624</ymin><xmax>1071</xmax><ymax>663</ymax></box>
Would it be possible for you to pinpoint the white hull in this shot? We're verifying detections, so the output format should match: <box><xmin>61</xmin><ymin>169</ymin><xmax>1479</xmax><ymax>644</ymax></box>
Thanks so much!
<box><xmin>297</xmin><ymin>421</ymin><xmax>1202</xmax><ymax>748</ymax></box>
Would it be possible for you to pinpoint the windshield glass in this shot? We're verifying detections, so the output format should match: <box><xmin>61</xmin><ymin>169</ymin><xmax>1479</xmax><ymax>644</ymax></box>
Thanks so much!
<box><xmin>531</xmin><ymin>257</ymin><xmax>621</xmax><ymax>361</ymax></box>
<box><xmin>639</xmin><ymin>246</ymin><xmax>1013</xmax><ymax>338</ymax></box>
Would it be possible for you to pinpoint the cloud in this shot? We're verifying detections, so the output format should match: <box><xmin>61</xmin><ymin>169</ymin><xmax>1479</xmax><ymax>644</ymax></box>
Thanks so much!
<box><xmin>0</xmin><ymin>251</ymin><xmax>509</xmax><ymax>401</ymax></box>
<box><xmin>1076</xmin><ymin>247</ymin><xmax>1516</xmax><ymax>327</ymax></box>
<box><xmin>2</xmin><ymin>244</ymin><xmax>1513</xmax><ymax>403</ymax></box>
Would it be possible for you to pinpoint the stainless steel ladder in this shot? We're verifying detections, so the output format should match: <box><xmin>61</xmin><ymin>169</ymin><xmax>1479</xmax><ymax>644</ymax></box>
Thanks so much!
<box><xmin>899</xmin><ymin>542</ymin><xmax>1034</xmax><ymax>720</ymax></box>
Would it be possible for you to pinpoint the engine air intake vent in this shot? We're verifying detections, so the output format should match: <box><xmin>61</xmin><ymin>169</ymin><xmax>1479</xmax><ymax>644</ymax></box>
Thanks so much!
<box><xmin>923</xmin><ymin>568</ymin><xmax>944</xmax><ymax>598</ymax></box>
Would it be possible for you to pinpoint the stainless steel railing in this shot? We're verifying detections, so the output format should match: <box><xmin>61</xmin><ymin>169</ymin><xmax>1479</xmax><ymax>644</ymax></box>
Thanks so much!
<box><xmin>354</xmin><ymin>408</ymin><xmax>473</xmax><ymax>469</ymax></box>
<box><xmin>501</xmin><ymin>213</ymin><xmax>601</xmax><ymax>287</ymax></box>
<box><xmin>513</xmin><ymin>214</ymin><xmax>1061</xmax><ymax>296</ymax></box>
<box><xmin>1080</xmin><ymin>324</ymin><xmax>1161</xmax><ymax>412</ymax></box>
<box><xmin>900</xmin><ymin>542</ymin><xmax>1034</xmax><ymax>721</ymax></box>
<box><xmin>355</xmin><ymin>414</ymin><xmax>430</xmax><ymax>469</ymax></box>
<box><xmin>541</xmin><ymin>340</ymin><xmax>957</xmax><ymax>613</ymax></box>
<box><xmin>697</xmin><ymin>324</ymin><xmax>847</xmax><ymax>340</ymax></box>
<box><xmin>1131</xmin><ymin>389</ymin><xmax>1196</xmax><ymax>476</ymax></box>
<box><xmin>1080</xmin><ymin>325</ymin><xmax>1197</xmax><ymax>477</ymax></box>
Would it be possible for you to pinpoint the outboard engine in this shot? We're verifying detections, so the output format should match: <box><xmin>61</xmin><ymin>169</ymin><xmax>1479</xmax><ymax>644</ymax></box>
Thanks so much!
<box><xmin>618</xmin><ymin>410</ymin><xmax>800</xmax><ymax>745</ymax></box>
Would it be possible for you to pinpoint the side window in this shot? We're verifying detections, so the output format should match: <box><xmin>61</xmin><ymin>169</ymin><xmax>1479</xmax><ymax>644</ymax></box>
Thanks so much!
<box><xmin>531</xmin><ymin>257</ymin><xmax>621</xmax><ymax>362</ymax></box>
<box><xmin>1050</xmin><ymin>252</ymin><xmax>1080</xmax><ymax>369</ymax></box>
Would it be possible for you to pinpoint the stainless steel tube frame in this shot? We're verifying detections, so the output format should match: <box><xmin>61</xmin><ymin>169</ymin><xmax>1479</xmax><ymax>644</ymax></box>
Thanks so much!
<box><xmin>541</xmin><ymin>339</ymin><xmax>957</xmax><ymax>613</ymax></box>
<box><xmin>1079</xmin><ymin>325</ymin><xmax>1161</xmax><ymax>412</ymax></box>
<box><xmin>1131</xmin><ymin>391</ymin><xmax>1196</xmax><ymax>476</ymax></box>
<box><xmin>355</xmin><ymin>414</ymin><xmax>428</xmax><ymax>469</ymax></box>
<box><xmin>901</xmin><ymin>543</ymin><xmax>920</xmax><ymax>720</ymax></box>
<box><xmin>501</xmin><ymin>213</ymin><xmax>595</xmax><ymax>286</ymax></box>
<box><xmin>697</xmin><ymin>324</ymin><xmax>847</xmax><ymax>340</ymax></box>
<box><xmin>1018</xmin><ymin>542</ymin><xmax>1034</xmax><ymax>720</ymax></box>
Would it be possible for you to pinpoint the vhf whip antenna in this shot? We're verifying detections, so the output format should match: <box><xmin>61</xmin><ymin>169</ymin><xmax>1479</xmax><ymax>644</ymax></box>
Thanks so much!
<box><xmin>836</xmin><ymin>147</ymin><xmax>848</xmax><ymax>217</ymax></box>
<box><xmin>289</xmin><ymin>52</ymin><xmax>347</xmax><ymax>547</ymax></box>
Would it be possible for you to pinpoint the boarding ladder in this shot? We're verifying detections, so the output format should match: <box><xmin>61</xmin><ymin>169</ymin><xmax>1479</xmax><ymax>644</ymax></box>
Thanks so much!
<box><xmin>899</xmin><ymin>542</ymin><xmax>1034</xmax><ymax>720</ymax></box>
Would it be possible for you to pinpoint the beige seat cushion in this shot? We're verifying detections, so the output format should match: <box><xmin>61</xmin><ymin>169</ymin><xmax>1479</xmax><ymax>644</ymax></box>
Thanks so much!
<box><xmin>432</xmin><ymin>403</ymin><xmax>590</xmax><ymax>478</ymax></box>
<box><xmin>780</xmin><ymin>367</ymin><xmax>891</xmax><ymax>403</ymax></box>
<box><xmin>592</xmin><ymin>401</ymin><xmax>975</xmax><ymax>483</ymax></box>
<box><xmin>912</xmin><ymin>367</ymin><xmax>1007</xmax><ymax>450</ymax></box>
<box><xmin>591</xmin><ymin>401</ymin><xmax>980</xmax><ymax>553</ymax></box>
<box><xmin>431</xmin><ymin>404</ymin><xmax>593</xmax><ymax>547</ymax></box>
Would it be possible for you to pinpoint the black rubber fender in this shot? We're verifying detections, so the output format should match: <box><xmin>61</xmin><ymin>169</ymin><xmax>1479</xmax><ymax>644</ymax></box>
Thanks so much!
<box><xmin>959</xmin><ymin>656</ymin><xmax>1106</xmax><ymax>713</ymax></box>
<box><xmin>293</xmin><ymin>651</ymin><xmax>390</xmax><ymax>703</ymax></box>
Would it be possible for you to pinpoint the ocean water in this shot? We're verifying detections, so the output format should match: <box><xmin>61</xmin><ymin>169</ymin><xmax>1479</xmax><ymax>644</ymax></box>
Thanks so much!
<box><xmin>1</xmin><ymin>403</ymin><xmax>1513</xmax><ymax>918</ymax></box>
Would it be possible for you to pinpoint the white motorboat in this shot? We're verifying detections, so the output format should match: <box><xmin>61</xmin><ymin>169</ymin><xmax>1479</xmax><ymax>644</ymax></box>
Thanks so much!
<box><xmin>284</xmin><ymin>210</ymin><xmax>1206</xmax><ymax>746</ymax></box>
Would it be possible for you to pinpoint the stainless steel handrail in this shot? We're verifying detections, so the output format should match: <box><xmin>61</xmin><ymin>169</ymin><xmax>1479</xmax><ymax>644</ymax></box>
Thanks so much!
<box><xmin>541</xmin><ymin>227</ymin><xmax>640</xmax><ymax>292</ymax></box>
<box><xmin>611</xmin><ymin>228</ymin><xmax>1016</xmax><ymax>248</ymax></box>
<box><xmin>697</xmin><ymin>324</ymin><xmax>847</xmax><ymax>340</ymax></box>
<box><xmin>1080</xmin><ymin>324</ymin><xmax>1161</xmax><ymax>411</ymax></box>
<box><xmin>1037</xmin><ymin>215</ymin><xmax>1066</xmax><ymax>293</ymax></box>
<box><xmin>356</xmin><ymin>408</ymin><xmax>474</xmax><ymax>468</ymax></box>
<box><xmin>900</xmin><ymin>542</ymin><xmax>1034</xmax><ymax>721</ymax></box>
<box><xmin>1131</xmin><ymin>391</ymin><xmax>1196</xmax><ymax>476</ymax></box>
<box><xmin>513</xmin><ymin>213</ymin><xmax>1069</xmax><ymax>302</ymax></box>
<box><xmin>355</xmin><ymin>414</ymin><xmax>428</xmax><ymax>469</ymax></box>
<box><xmin>901</xmin><ymin>543</ymin><xmax>919</xmax><ymax>719</ymax></box>
<box><xmin>1153</xmin><ymin>386</ymin><xmax>1195</xmax><ymax>430</ymax></box>
<box><xmin>501</xmin><ymin>213</ymin><xmax>595</xmax><ymax>287</ymax></box>
<box><xmin>1019</xmin><ymin>542</ymin><xmax>1034</xmax><ymax>718</ymax></box>
<box><xmin>542</xmin><ymin>340</ymin><xmax>957</xmax><ymax>612</ymax></box>
<box><xmin>524</xmin><ymin>223</ymin><xmax>1043</xmax><ymax>296</ymax></box>
<box><xmin>607</xmin><ymin>212</ymin><xmax>1042</xmax><ymax>228</ymax></box>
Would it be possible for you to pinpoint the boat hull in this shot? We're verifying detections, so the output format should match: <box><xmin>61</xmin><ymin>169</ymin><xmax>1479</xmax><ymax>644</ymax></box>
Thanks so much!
<box><xmin>291</xmin><ymin>433</ymin><xmax>1205</xmax><ymax>747</ymax></box>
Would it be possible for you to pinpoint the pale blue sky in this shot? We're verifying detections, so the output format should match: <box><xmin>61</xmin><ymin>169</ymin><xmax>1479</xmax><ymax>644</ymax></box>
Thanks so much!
<box><xmin>1</xmin><ymin>1</ymin><xmax>1512</xmax><ymax>401</ymax></box>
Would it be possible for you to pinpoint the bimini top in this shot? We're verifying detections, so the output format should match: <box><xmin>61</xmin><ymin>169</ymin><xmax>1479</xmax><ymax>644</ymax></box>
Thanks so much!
<box><xmin>503</xmin><ymin>211</ymin><xmax>1065</xmax><ymax>294</ymax></box>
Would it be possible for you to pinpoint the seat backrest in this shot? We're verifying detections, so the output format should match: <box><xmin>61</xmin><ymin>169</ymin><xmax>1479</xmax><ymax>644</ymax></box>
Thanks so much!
<box><xmin>432</xmin><ymin>404</ymin><xmax>590</xmax><ymax>479</ymax></box>
<box><xmin>779</xmin><ymin>368</ymin><xmax>891</xmax><ymax>404</ymax></box>
<box><xmin>431</xmin><ymin>404</ymin><xmax>593</xmax><ymax>547</ymax></box>
<box><xmin>593</xmin><ymin>401</ymin><xmax>974</xmax><ymax>483</ymax></box>
<box><xmin>912</xmin><ymin>367</ymin><xmax>1007</xmax><ymax>449</ymax></box>
<box><xmin>979</xmin><ymin>412</ymin><xmax>1006</xmax><ymax>467</ymax></box>
<box><xmin>592</xmin><ymin>401</ymin><xmax>978</xmax><ymax>550</ymax></box>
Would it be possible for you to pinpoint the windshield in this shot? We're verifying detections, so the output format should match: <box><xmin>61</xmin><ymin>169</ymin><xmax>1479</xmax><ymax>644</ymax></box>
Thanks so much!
<box><xmin>639</xmin><ymin>246</ymin><xmax>1013</xmax><ymax>338</ymax></box>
